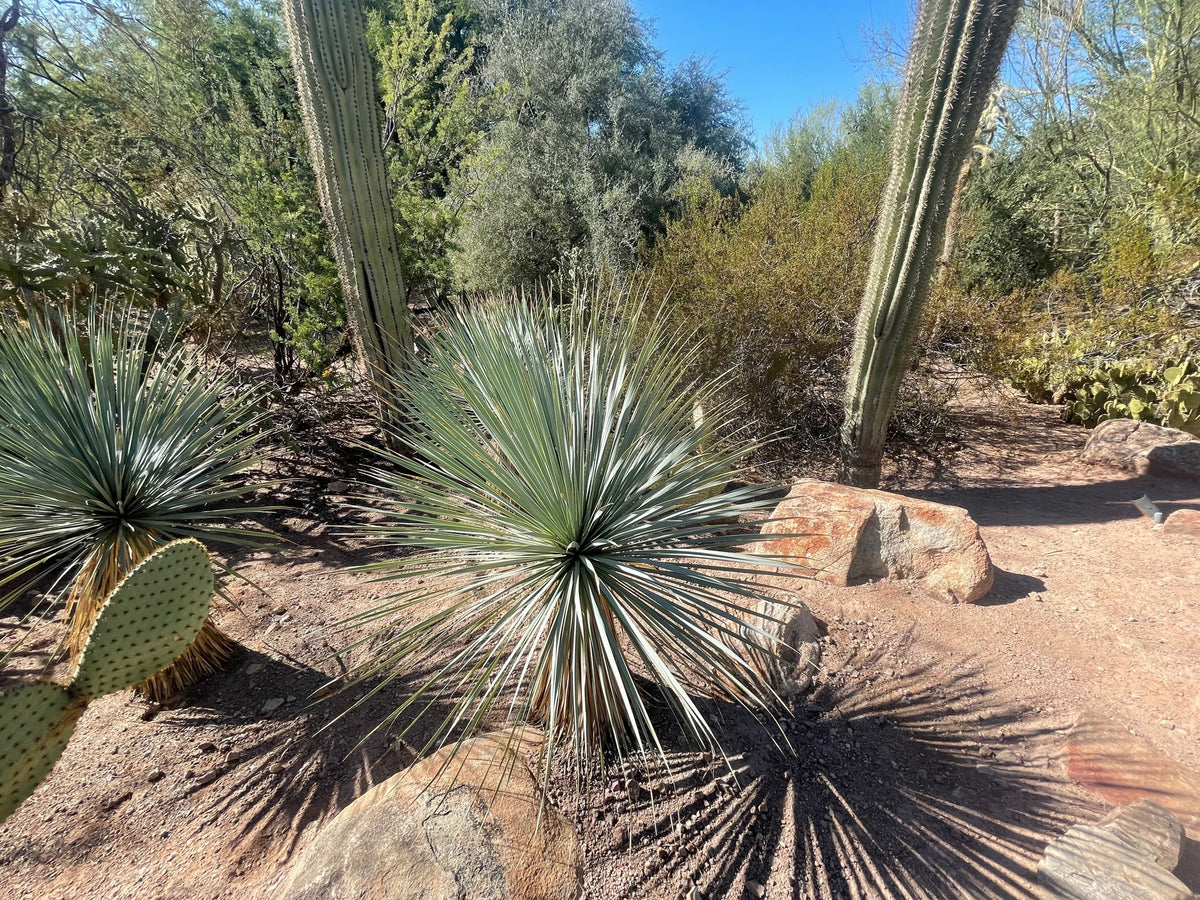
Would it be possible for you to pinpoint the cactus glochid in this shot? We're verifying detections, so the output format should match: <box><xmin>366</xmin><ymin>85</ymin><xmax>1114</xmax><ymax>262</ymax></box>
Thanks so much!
<box><xmin>839</xmin><ymin>0</ymin><xmax>1022</xmax><ymax>488</ymax></box>
<box><xmin>280</xmin><ymin>0</ymin><xmax>411</xmax><ymax>419</ymax></box>
<box><xmin>0</xmin><ymin>539</ymin><xmax>215</xmax><ymax>822</ymax></box>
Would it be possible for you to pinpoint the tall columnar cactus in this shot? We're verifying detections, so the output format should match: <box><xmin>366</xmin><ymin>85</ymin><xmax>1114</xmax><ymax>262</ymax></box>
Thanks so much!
<box><xmin>281</xmin><ymin>0</ymin><xmax>411</xmax><ymax>416</ymax></box>
<box><xmin>839</xmin><ymin>0</ymin><xmax>1022</xmax><ymax>488</ymax></box>
<box><xmin>0</xmin><ymin>540</ymin><xmax>214</xmax><ymax>822</ymax></box>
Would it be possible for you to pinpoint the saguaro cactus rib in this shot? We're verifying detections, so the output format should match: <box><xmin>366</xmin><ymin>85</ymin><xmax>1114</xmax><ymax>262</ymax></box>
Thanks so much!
<box><xmin>281</xmin><ymin>0</ymin><xmax>411</xmax><ymax>414</ymax></box>
<box><xmin>839</xmin><ymin>0</ymin><xmax>1022</xmax><ymax>488</ymax></box>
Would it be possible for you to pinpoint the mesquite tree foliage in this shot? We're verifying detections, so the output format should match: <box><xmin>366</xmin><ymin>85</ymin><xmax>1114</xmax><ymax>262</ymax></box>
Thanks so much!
<box><xmin>839</xmin><ymin>0</ymin><xmax>1022</xmax><ymax>487</ymax></box>
<box><xmin>281</xmin><ymin>0</ymin><xmax>411</xmax><ymax>414</ymax></box>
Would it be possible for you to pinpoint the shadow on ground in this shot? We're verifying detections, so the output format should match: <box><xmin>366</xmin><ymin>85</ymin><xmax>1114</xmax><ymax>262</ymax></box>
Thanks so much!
<box><xmin>909</xmin><ymin>475</ymin><xmax>1199</xmax><ymax>528</ymax></box>
<box><xmin>134</xmin><ymin>646</ymin><xmax>457</xmax><ymax>865</ymax></box>
<box><xmin>555</xmin><ymin>649</ymin><xmax>1099</xmax><ymax>900</ymax></box>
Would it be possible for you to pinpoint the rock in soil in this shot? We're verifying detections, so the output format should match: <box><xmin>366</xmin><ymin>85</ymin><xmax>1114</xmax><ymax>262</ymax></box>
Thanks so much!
<box><xmin>751</xmin><ymin>479</ymin><xmax>994</xmax><ymax>603</ymax></box>
<box><xmin>1038</xmin><ymin>814</ymin><xmax>1192</xmax><ymax>900</ymax></box>
<box><xmin>280</xmin><ymin>728</ymin><xmax>580</xmax><ymax>900</ymax></box>
<box><xmin>1163</xmin><ymin>509</ymin><xmax>1200</xmax><ymax>537</ymax></box>
<box><xmin>734</xmin><ymin>592</ymin><xmax>822</xmax><ymax>697</ymax></box>
<box><xmin>1100</xmin><ymin>800</ymin><xmax>1186</xmax><ymax>872</ymax></box>
<box><xmin>1081</xmin><ymin>419</ymin><xmax>1200</xmax><ymax>480</ymax></box>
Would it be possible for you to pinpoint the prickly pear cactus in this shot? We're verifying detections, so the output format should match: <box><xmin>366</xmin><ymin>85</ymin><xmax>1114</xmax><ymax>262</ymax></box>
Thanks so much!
<box><xmin>0</xmin><ymin>540</ymin><xmax>214</xmax><ymax>823</ymax></box>
<box><xmin>839</xmin><ymin>0</ymin><xmax>1022</xmax><ymax>487</ymax></box>
<box><xmin>72</xmin><ymin>539</ymin><xmax>214</xmax><ymax>697</ymax></box>
<box><xmin>0</xmin><ymin>684</ymin><xmax>84</xmax><ymax>822</ymax></box>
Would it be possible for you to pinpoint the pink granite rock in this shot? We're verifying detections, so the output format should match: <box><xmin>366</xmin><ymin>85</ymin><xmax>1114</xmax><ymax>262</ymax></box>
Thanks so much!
<box><xmin>752</xmin><ymin>480</ymin><xmax>994</xmax><ymax>603</ymax></box>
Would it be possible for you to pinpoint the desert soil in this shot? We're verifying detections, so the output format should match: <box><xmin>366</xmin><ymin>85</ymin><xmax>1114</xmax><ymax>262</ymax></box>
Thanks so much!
<box><xmin>1</xmin><ymin>390</ymin><xmax>1198</xmax><ymax>900</ymax></box>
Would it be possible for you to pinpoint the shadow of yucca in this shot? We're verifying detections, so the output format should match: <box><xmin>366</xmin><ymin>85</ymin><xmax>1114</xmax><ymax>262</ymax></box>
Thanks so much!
<box><xmin>552</xmin><ymin>650</ymin><xmax>1099</xmax><ymax>900</ymax></box>
<box><xmin>148</xmin><ymin>648</ymin><xmax>460</xmax><ymax>865</ymax></box>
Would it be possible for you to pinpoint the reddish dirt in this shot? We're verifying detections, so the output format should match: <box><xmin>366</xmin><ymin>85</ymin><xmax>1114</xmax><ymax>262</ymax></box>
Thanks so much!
<box><xmin>1</xmin><ymin>393</ymin><xmax>1198</xmax><ymax>900</ymax></box>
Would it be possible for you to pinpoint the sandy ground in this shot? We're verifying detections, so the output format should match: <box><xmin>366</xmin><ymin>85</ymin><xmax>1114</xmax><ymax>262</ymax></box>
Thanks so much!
<box><xmin>1</xmin><ymin>395</ymin><xmax>1197</xmax><ymax>900</ymax></box>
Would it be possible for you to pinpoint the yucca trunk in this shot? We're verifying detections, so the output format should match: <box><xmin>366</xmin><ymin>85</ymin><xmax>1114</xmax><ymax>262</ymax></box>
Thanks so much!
<box><xmin>839</xmin><ymin>0</ymin><xmax>1022</xmax><ymax>487</ymax></box>
<box><xmin>281</xmin><ymin>0</ymin><xmax>411</xmax><ymax>419</ymax></box>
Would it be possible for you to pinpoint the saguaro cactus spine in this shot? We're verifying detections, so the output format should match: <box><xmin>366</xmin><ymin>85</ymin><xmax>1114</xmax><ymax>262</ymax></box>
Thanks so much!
<box><xmin>839</xmin><ymin>0</ymin><xmax>1022</xmax><ymax>487</ymax></box>
<box><xmin>281</xmin><ymin>0</ymin><xmax>411</xmax><ymax>412</ymax></box>
<box><xmin>0</xmin><ymin>540</ymin><xmax>215</xmax><ymax>822</ymax></box>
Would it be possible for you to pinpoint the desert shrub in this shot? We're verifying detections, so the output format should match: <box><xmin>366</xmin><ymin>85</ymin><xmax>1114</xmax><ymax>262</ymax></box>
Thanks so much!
<box><xmin>990</xmin><ymin>261</ymin><xmax>1197</xmax><ymax>432</ymax></box>
<box><xmin>647</xmin><ymin>98</ymin><xmax>887</xmax><ymax>431</ymax></box>
<box><xmin>345</xmin><ymin>290</ymin><xmax>783</xmax><ymax>772</ymax></box>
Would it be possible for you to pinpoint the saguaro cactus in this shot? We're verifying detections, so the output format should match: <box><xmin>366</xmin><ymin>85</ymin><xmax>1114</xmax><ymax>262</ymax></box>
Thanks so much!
<box><xmin>839</xmin><ymin>0</ymin><xmax>1022</xmax><ymax>487</ymax></box>
<box><xmin>0</xmin><ymin>540</ymin><xmax>214</xmax><ymax>822</ymax></box>
<box><xmin>281</xmin><ymin>0</ymin><xmax>411</xmax><ymax>414</ymax></box>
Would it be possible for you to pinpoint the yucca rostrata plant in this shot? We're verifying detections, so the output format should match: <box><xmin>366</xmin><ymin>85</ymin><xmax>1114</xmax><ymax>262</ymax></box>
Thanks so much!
<box><xmin>281</xmin><ymin>0</ymin><xmax>411</xmax><ymax>422</ymax></box>
<box><xmin>0</xmin><ymin>539</ymin><xmax>214</xmax><ymax>822</ymax></box>
<box><xmin>344</xmin><ymin>293</ymin><xmax>785</xmax><ymax>778</ymax></box>
<box><xmin>839</xmin><ymin>0</ymin><xmax>1022</xmax><ymax>487</ymax></box>
<box><xmin>0</xmin><ymin>309</ymin><xmax>269</xmax><ymax>702</ymax></box>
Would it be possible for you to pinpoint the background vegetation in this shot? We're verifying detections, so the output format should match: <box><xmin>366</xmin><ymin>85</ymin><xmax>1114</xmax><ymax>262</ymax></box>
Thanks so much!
<box><xmin>0</xmin><ymin>0</ymin><xmax>1196</xmax><ymax>439</ymax></box>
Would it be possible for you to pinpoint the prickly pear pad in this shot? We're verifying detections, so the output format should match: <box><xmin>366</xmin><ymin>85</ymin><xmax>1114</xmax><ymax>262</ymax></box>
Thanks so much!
<box><xmin>0</xmin><ymin>683</ymin><xmax>82</xmax><ymax>822</ymax></box>
<box><xmin>71</xmin><ymin>539</ymin><xmax>215</xmax><ymax>699</ymax></box>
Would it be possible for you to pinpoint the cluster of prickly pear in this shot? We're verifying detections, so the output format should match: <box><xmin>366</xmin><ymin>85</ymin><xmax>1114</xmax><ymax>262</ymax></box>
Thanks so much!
<box><xmin>280</xmin><ymin>0</ymin><xmax>411</xmax><ymax>425</ymax></box>
<box><xmin>839</xmin><ymin>0</ymin><xmax>1022</xmax><ymax>487</ymax></box>
<box><xmin>0</xmin><ymin>540</ymin><xmax>215</xmax><ymax>822</ymax></box>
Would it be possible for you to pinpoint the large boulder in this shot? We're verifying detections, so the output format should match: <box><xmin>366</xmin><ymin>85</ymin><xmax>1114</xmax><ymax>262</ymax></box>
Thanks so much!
<box><xmin>280</xmin><ymin>729</ymin><xmax>581</xmax><ymax>900</ymax></box>
<box><xmin>1082</xmin><ymin>419</ymin><xmax>1200</xmax><ymax>480</ymax></box>
<box><xmin>751</xmin><ymin>480</ymin><xmax>994</xmax><ymax>603</ymax></box>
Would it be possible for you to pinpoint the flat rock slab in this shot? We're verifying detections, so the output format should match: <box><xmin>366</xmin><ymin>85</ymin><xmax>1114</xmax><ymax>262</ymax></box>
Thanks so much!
<box><xmin>1039</xmin><ymin>819</ymin><xmax>1193</xmax><ymax>900</ymax></box>
<box><xmin>1101</xmin><ymin>800</ymin><xmax>1186</xmax><ymax>871</ymax></box>
<box><xmin>1082</xmin><ymin>419</ymin><xmax>1200</xmax><ymax>480</ymax></box>
<box><xmin>1163</xmin><ymin>509</ymin><xmax>1200</xmax><ymax>537</ymax></box>
<box><xmin>280</xmin><ymin>729</ymin><xmax>581</xmax><ymax>900</ymax></box>
<box><xmin>752</xmin><ymin>479</ymin><xmax>994</xmax><ymax>603</ymax></box>
<box><xmin>1065</xmin><ymin>713</ymin><xmax>1200</xmax><ymax>838</ymax></box>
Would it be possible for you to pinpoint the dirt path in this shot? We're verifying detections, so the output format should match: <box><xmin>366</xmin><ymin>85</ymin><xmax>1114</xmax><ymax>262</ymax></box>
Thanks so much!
<box><xmin>1</xmin><ymin>398</ymin><xmax>1197</xmax><ymax>900</ymax></box>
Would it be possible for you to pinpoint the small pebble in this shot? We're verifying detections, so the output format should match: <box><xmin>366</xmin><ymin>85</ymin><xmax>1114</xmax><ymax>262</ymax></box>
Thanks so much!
<box><xmin>147</xmin><ymin>768</ymin><xmax>165</xmax><ymax>783</ymax></box>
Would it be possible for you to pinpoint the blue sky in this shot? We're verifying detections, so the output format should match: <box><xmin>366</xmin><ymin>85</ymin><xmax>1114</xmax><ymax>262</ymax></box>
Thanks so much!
<box><xmin>634</xmin><ymin>0</ymin><xmax>913</xmax><ymax>148</ymax></box>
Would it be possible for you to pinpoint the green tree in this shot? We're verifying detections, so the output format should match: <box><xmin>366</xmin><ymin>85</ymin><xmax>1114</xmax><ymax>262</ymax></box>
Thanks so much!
<box><xmin>366</xmin><ymin>0</ymin><xmax>490</xmax><ymax>301</ymax></box>
<box><xmin>1</xmin><ymin>2</ymin><xmax>344</xmax><ymax>382</ymax></box>
<box><xmin>452</xmin><ymin>0</ymin><xmax>748</xmax><ymax>291</ymax></box>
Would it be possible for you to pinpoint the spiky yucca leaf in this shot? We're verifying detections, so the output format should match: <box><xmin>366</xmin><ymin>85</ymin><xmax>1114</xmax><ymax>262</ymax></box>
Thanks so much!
<box><xmin>0</xmin><ymin>309</ymin><xmax>270</xmax><ymax>698</ymax></box>
<box><xmin>346</xmin><ymin>294</ymin><xmax>785</xmax><ymax>775</ymax></box>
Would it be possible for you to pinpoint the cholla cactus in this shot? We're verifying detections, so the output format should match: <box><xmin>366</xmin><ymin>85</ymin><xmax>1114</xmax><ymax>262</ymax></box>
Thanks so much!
<box><xmin>280</xmin><ymin>0</ymin><xmax>411</xmax><ymax>417</ymax></box>
<box><xmin>0</xmin><ymin>540</ymin><xmax>214</xmax><ymax>822</ymax></box>
<box><xmin>840</xmin><ymin>0</ymin><xmax>1022</xmax><ymax>487</ymax></box>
